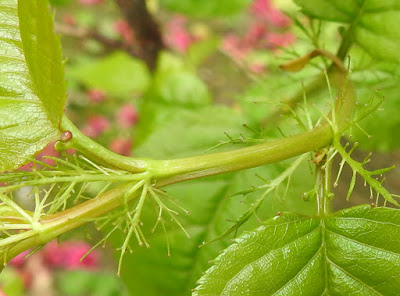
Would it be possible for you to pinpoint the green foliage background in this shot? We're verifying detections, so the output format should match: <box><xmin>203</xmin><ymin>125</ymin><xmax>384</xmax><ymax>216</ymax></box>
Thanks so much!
<box><xmin>1</xmin><ymin>0</ymin><xmax>400</xmax><ymax>295</ymax></box>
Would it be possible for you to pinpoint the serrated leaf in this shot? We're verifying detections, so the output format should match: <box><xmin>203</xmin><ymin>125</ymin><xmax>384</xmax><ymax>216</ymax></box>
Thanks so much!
<box><xmin>294</xmin><ymin>0</ymin><xmax>400</xmax><ymax>61</ymax></box>
<box><xmin>0</xmin><ymin>0</ymin><xmax>63</xmax><ymax>172</ymax></box>
<box><xmin>194</xmin><ymin>205</ymin><xmax>400</xmax><ymax>295</ymax></box>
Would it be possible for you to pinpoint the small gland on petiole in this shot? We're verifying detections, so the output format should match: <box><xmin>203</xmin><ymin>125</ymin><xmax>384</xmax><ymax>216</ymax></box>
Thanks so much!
<box><xmin>54</xmin><ymin>131</ymin><xmax>74</xmax><ymax>151</ymax></box>
<box><xmin>61</xmin><ymin>131</ymin><xmax>73</xmax><ymax>142</ymax></box>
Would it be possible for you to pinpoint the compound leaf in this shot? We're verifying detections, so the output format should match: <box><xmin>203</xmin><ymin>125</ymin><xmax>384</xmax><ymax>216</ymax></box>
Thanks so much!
<box><xmin>194</xmin><ymin>205</ymin><xmax>400</xmax><ymax>295</ymax></box>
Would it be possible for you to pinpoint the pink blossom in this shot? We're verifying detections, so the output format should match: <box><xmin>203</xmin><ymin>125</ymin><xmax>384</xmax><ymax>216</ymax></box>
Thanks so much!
<box><xmin>249</xmin><ymin>0</ymin><xmax>290</xmax><ymax>28</ymax></box>
<box><xmin>110</xmin><ymin>139</ymin><xmax>132</xmax><ymax>156</ymax></box>
<box><xmin>36</xmin><ymin>143</ymin><xmax>59</xmax><ymax>166</ymax></box>
<box><xmin>18</xmin><ymin>142</ymin><xmax>59</xmax><ymax>171</ymax></box>
<box><xmin>221</xmin><ymin>34</ymin><xmax>249</xmax><ymax>61</ymax></box>
<box><xmin>250</xmin><ymin>0</ymin><xmax>271</xmax><ymax>17</ymax></box>
<box><xmin>249</xmin><ymin>63</ymin><xmax>266</xmax><ymax>74</ymax></box>
<box><xmin>18</xmin><ymin>161</ymin><xmax>34</xmax><ymax>172</ymax></box>
<box><xmin>243</xmin><ymin>23</ymin><xmax>269</xmax><ymax>48</ymax></box>
<box><xmin>87</xmin><ymin>89</ymin><xmax>105</xmax><ymax>103</ymax></box>
<box><xmin>82</xmin><ymin>115</ymin><xmax>110</xmax><ymax>138</ymax></box>
<box><xmin>43</xmin><ymin>241</ymin><xmax>99</xmax><ymax>270</ymax></box>
<box><xmin>267</xmin><ymin>9</ymin><xmax>291</xmax><ymax>28</ymax></box>
<box><xmin>9</xmin><ymin>251</ymin><xmax>30</xmax><ymax>267</ymax></box>
<box><xmin>164</xmin><ymin>15</ymin><xmax>195</xmax><ymax>53</ymax></box>
<box><xmin>267</xmin><ymin>32</ymin><xmax>296</xmax><ymax>48</ymax></box>
<box><xmin>78</xmin><ymin>0</ymin><xmax>104</xmax><ymax>6</ymax></box>
<box><xmin>114</xmin><ymin>20</ymin><xmax>135</xmax><ymax>45</ymax></box>
<box><xmin>63</xmin><ymin>14</ymin><xmax>76</xmax><ymax>26</ymax></box>
<box><xmin>117</xmin><ymin>103</ymin><xmax>139</xmax><ymax>128</ymax></box>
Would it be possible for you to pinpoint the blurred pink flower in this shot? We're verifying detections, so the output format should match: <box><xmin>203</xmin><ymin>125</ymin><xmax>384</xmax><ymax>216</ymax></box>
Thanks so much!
<box><xmin>18</xmin><ymin>161</ymin><xmax>34</xmax><ymax>172</ymax></box>
<box><xmin>9</xmin><ymin>251</ymin><xmax>30</xmax><ymax>267</ymax></box>
<box><xmin>221</xmin><ymin>34</ymin><xmax>249</xmax><ymax>61</ymax></box>
<box><xmin>110</xmin><ymin>139</ymin><xmax>132</xmax><ymax>156</ymax></box>
<box><xmin>249</xmin><ymin>63</ymin><xmax>266</xmax><ymax>74</ymax></box>
<box><xmin>43</xmin><ymin>241</ymin><xmax>100</xmax><ymax>270</ymax></box>
<box><xmin>267</xmin><ymin>8</ymin><xmax>291</xmax><ymax>28</ymax></box>
<box><xmin>243</xmin><ymin>23</ymin><xmax>269</xmax><ymax>48</ymax></box>
<box><xmin>249</xmin><ymin>0</ymin><xmax>290</xmax><ymax>28</ymax></box>
<box><xmin>164</xmin><ymin>15</ymin><xmax>196</xmax><ymax>53</ymax></box>
<box><xmin>63</xmin><ymin>14</ymin><xmax>76</xmax><ymax>26</ymax></box>
<box><xmin>117</xmin><ymin>103</ymin><xmax>139</xmax><ymax>128</ymax></box>
<box><xmin>267</xmin><ymin>32</ymin><xmax>296</xmax><ymax>47</ymax></box>
<box><xmin>82</xmin><ymin>115</ymin><xmax>110</xmax><ymax>138</ymax></box>
<box><xmin>114</xmin><ymin>19</ymin><xmax>135</xmax><ymax>45</ymax></box>
<box><xmin>87</xmin><ymin>89</ymin><xmax>105</xmax><ymax>103</ymax></box>
<box><xmin>78</xmin><ymin>0</ymin><xmax>104</xmax><ymax>6</ymax></box>
<box><xmin>37</xmin><ymin>142</ymin><xmax>59</xmax><ymax>166</ymax></box>
<box><xmin>7</xmin><ymin>241</ymin><xmax>101</xmax><ymax>292</ymax></box>
<box><xmin>18</xmin><ymin>142</ymin><xmax>59</xmax><ymax>171</ymax></box>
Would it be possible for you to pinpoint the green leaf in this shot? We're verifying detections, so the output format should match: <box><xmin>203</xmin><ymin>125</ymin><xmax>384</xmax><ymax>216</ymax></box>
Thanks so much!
<box><xmin>49</xmin><ymin>0</ymin><xmax>72</xmax><ymax>6</ymax></box>
<box><xmin>345</xmin><ymin>46</ymin><xmax>400</xmax><ymax>151</ymax></box>
<box><xmin>0</xmin><ymin>0</ymin><xmax>63</xmax><ymax>172</ymax></box>
<box><xmin>351</xmin><ymin>81</ymin><xmax>400</xmax><ymax>152</ymax></box>
<box><xmin>158</xmin><ymin>0</ymin><xmax>252</xmax><ymax>18</ymax></box>
<box><xmin>146</xmin><ymin>52</ymin><xmax>211</xmax><ymax>108</ymax></box>
<box><xmin>18</xmin><ymin>0</ymin><xmax>66</xmax><ymax>125</ymax></box>
<box><xmin>294</xmin><ymin>0</ymin><xmax>400</xmax><ymax>61</ymax></box>
<box><xmin>135</xmin><ymin>105</ymin><xmax>246</xmax><ymax>158</ymax></box>
<box><xmin>0</xmin><ymin>267</ymin><xmax>25</xmax><ymax>296</ymax></box>
<box><xmin>58</xmin><ymin>270</ymin><xmax>129</xmax><ymax>296</ymax></box>
<box><xmin>194</xmin><ymin>205</ymin><xmax>400</xmax><ymax>295</ymax></box>
<box><xmin>67</xmin><ymin>51</ymin><xmax>151</xmax><ymax>98</ymax></box>
<box><xmin>185</xmin><ymin>37</ymin><xmax>220</xmax><ymax>68</ymax></box>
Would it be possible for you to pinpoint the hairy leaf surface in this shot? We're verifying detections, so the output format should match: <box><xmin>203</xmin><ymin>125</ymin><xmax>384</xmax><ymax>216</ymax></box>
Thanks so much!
<box><xmin>194</xmin><ymin>205</ymin><xmax>400</xmax><ymax>295</ymax></box>
<box><xmin>295</xmin><ymin>0</ymin><xmax>400</xmax><ymax>61</ymax></box>
<box><xmin>0</xmin><ymin>0</ymin><xmax>65</xmax><ymax>172</ymax></box>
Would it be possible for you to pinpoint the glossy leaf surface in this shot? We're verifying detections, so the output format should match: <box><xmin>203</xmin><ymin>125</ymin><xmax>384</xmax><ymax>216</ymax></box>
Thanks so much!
<box><xmin>18</xmin><ymin>0</ymin><xmax>66</xmax><ymax>125</ymax></box>
<box><xmin>0</xmin><ymin>0</ymin><xmax>65</xmax><ymax>172</ymax></box>
<box><xmin>194</xmin><ymin>205</ymin><xmax>400</xmax><ymax>295</ymax></box>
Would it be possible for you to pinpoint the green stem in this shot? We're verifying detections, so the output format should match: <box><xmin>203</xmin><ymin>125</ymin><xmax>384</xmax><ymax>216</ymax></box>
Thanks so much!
<box><xmin>153</xmin><ymin>124</ymin><xmax>333</xmax><ymax>186</ymax></box>
<box><xmin>1</xmin><ymin>182</ymin><xmax>142</xmax><ymax>266</ymax></box>
<box><xmin>336</xmin><ymin>1</ymin><xmax>367</xmax><ymax>61</ymax></box>
<box><xmin>58</xmin><ymin>68</ymin><xmax>354</xmax><ymax>188</ymax></box>
<box><xmin>0</xmin><ymin>50</ymin><xmax>357</xmax><ymax>267</ymax></box>
<box><xmin>59</xmin><ymin>116</ymin><xmax>150</xmax><ymax>173</ymax></box>
<box><xmin>316</xmin><ymin>159</ymin><xmax>332</xmax><ymax>217</ymax></box>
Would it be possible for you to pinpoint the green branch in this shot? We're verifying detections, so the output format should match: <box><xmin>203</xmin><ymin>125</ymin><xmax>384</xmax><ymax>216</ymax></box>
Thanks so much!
<box><xmin>1</xmin><ymin>51</ymin><xmax>356</xmax><ymax>268</ymax></box>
